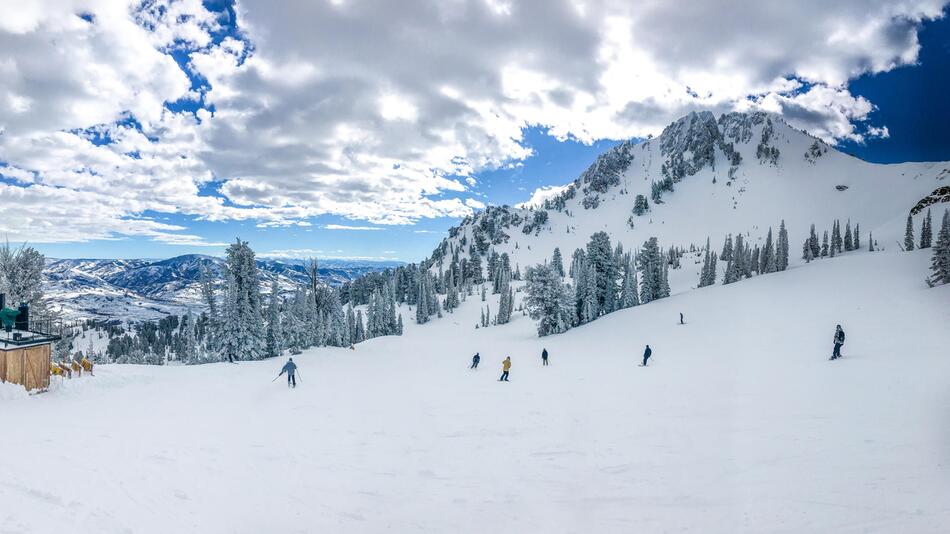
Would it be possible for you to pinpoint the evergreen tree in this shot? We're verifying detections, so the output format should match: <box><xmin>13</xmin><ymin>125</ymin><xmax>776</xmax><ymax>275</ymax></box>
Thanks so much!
<box><xmin>221</xmin><ymin>239</ymin><xmax>265</xmax><ymax>362</ymax></box>
<box><xmin>853</xmin><ymin>223</ymin><xmax>861</xmax><ymax>250</ymax></box>
<box><xmin>345</xmin><ymin>305</ymin><xmax>357</xmax><ymax>345</ymax></box>
<box><xmin>637</xmin><ymin>237</ymin><xmax>664</xmax><ymax>303</ymax></box>
<box><xmin>929</xmin><ymin>209</ymin><xmax>950</xmax><ymax>286</ymax></box>
<box><xmin>495</xmin><ymin>267</ymin><xmax>513</xmax><ymax>325</ymax></box>
<box><xmin>844</xmin><ymin>220</ymin><xmax>853</xmax><ymax>251</ymax></box>
<box><xmin>632</xmin><ymin>194</ymin><xmax>650</xmax><ymax>216</ymax></box>
<box><xmin>416</xmin><ymin>274</ymin><xmax>430</xmax><ymax>324</ymax></box>
<box><xmin>264</xmin><ymin>279</ymin><xmax>283</xmax><ymax>359</ymax></box>
<box><xmin>581</xmin><ymin>263</ymin><xmax>599</xmax><ymax>323</ymax></box>
<box><xmin>551</xmin><ymin>247</ymin><xmax>565</xmax><ymax>277</ymax></box>
<box><xmin>586</xmin><ymin>231</ymin><xmax>613</xmax><ymax>313</ymax></box>
<box><xmin>354</xmin><ymin>310</ymin><xmax>366</xmax><ymax>342</ymax></box>
<box><xmin>760</xmin><ymin>227</ymin><xmax>775</xmax><ymax>273</ymax></box>
<box><xmin>524</xmin><ymin>264</ymin><xmax>574</xmax><ymax>337</ymax></box>
<box><xmin>620</xmin><ymin>255</ymin><xmax>640</xmax><ymax>307</ymax></box>
<box><xmin>808</xmin><ymin>224</ymin><xmax>820</xmax><ymax>258</ymax></box>
<box><xmin>721</xmin><ymin>234</ymin><xmax>733</xmax><ymax>262</ymax></box>
<box><xmin>831</xmin><ymin>220</ymin><xmax>842</xmax><ymax>254</ymax></box>
<box><xmin>821</xmin><ymin>231</ymin><xmax>829</xmax><ymax>257</ymax></box>
<box><xmin>921</xmin><ymin>209</ymin><xmax>933</xmax><ymax>249</ymax></box>
<box><xmin>803</xmin><ymin>239</ymin><xmax>813</xmax><ymax>263</ymax></box>
<box><xmin>868</xmin><ymin>232</ymin><xmax>874</xmax><ymax>252</ymax></box>
<box><xmin>904</xmin><ymin>214</ymin><xmax>915</xmax><ymax>251</ymax></box>
<box><xmin>776</xmin><ymin>220</ymin><xmax>789</xmax><ymax>271</ymax></box>
<box><xmin>444</xmin><ymin>268</ymin><xmax>459</xmax><ymax>312</ymax></box>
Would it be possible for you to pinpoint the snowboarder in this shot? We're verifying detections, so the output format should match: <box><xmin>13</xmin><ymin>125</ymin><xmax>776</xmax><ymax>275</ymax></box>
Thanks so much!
<box><xmin>470</xmin><ymin>353</ymin><xmax>480</xmax><ymax>369</ymax></box>
<box><xmin>541</xmin><ymin>348</ymin><xmax>549</xmax><ymax>366</ymax></box>
<box><xmin>830</xmin><ymin>325</ymin><xmax>845</xmax><ymax>360</ymax></box>
<box><xmin>278</xmin><ymin>357</ymin><xmax>298</xmax><ymax>388</ymax></box>
<box><xmin>680</xmin><ymin>312</ymin><xmax>684</xmax><ymax>325</ymax></box>
<box><xmin>499</xmin><ymin>356</ymin><xmax>511</xmax><ymax>381</ymax></box>
<box><xmin>641</xmin><ymin>345</ymin><xmax>652</xmax><ymax>366</ymax></box>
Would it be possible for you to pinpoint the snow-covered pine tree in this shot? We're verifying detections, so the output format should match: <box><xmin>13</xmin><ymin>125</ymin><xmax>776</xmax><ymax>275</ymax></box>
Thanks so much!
<box><xmin>444</xmin><ymin>268</ymin><xmax>459</xmax><ymax>312</ymax></box>
<box><xmin>759</xmin><ymin>228</ymin><xmax>773</xmax><ymax>273</ymax></box>
<box><xmin>582</xmin><ymin>262</ymin><xmax>599</xmax><ymax>323</ymax></box>
<box><xmin>415</xmin><ymin>274</ymin><xmax>429</xmax><ymax>324</ymax></box>
<box><xmin>659</xmin><ymin>256</ymin><xmax>670</xmax><ymax>298</ymax></box>
<box><xmin>583</xmin><ymin>232</ymin><xmax>612</xmax><ymax>313</ymax></box>
<box><xmin>495</xmin><ymin>267</ymin><xmax>513</xmax><ymax>325</ymax></box>
<box><xmin>904</xmin><ymin>214</ymin><xmax>915</xmax><ymax>251</ymax></box>
<box><xmin>620</xmin><ymin>255</ymin><xmax>639</xmax><ymax>306</ymax></box>
<box><xmin>354</xmin><ymin>310</ymin><xmax>366</xmax><ymax>342</ymax></box>
<box><xmin>868</xmin><ymin>232</ymin><xmax>875</xmax><ymax>252</ymax></box>
<box><xmin>397</xmin><ymin>314</ymin><xmax>404</xmax><ymax>335</ymax></box>
<box><xmin>831</xmin><ymin>220</ymin><xmax>842</xmax><ymax>254</ymax></box>
<box><xmin>264</xmin><ymin>278</ymin><xmax>283</xmax><ymax>359</ymax></box>
<box><xmin>551</xmin><ymin>247</ymin><xmax>565</xmax><ymax>277</ymax></box>
<box><xmin>524</xmin><ymin>264</ymin><xmax>574</xmax><ymax>337</ymax></box>
<box><xmin>721</xmin><ymin>234</ymin><xmax>733</xmax><ymax>262</ymax></box>
<box><xmin>844</xmin><ymin>220</ymin><xmax>853</xmax><ymax>251</ymax></box>
<box><xmin>345</xmin><ymin>305</ymin><xmax>357</xmax><ymax>345</ymax></box>
<box><xmin>633</xmin><ymin>194</ymin><xmax>650</xmax><ymax>216</ymax></box>
<box><xmin>637</xmin><ymin>237</ymin><xmax>664</xmax><ymax>303</ymax></box>
<box><xmin>929</xmin><ymin>209</ymin><xmax>950</xmax><ymax>286</ymax></box>
<box><xmin>0</xmin><ymin>241</ymin><xmax>47</xmax><ymax>316</ymax></box>
<box><xmin>821</xmin><ymin>231</ymin><xmax>829</xmax><ymax>257</ymax></box>
<box><xmin>920</xmin><ymin>208</ymin><xmax>933</xmax><ymax>249</ymax></box>
<box><xmin>803</xmin><ymin>239</ymin><xmax>813</xmax><ymax>262</ymax></box>
<box><xmin>808</xmin><ymin>224</ymin><xmax>820</xmax><ymax>258</ymax></box>
<box><xmin>751</xmin><ymin>246</ymin><xmax>760</xmax><ymax>275</ymax></box>
<box><xmin>776</xmin><ymin>220</ymin><xmax>789</xmax><ymax>271</ymax></box>
<box><xmin>853</xmin><ymin>223</ymin><xmax>861</xmax><ymax>250</ymax></box>
<box><xmin>221</xmin><ymin>239</ymin><xmax>265</xmax><ymax>362</ymax></box>
<box><xmin>325</xmin><ymin>288</ymin><xmax>347</xmax><ymax>346</ymax></box>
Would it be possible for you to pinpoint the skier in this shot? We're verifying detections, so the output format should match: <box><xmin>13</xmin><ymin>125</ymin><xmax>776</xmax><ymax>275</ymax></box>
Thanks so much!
<box><xmin>499</xmin><ymin>356</ymin><xmax>511</xmax><ymax>382</ymax></box>
<box><xmin>641</xmin><ymin>345</ymin><xmax>652</xmax><ymax>366</ymax></box>
<box><xmin>470</xmin><ymin>353</ymin><xmax>480</xmax><ymax>369</ymax></box>
<box><xmin>680</xmin><ymin>312</ymin><xmax>684</xmax><ymax>325</ymax></box>
<box><xmin>541</xmin><ymin>348</ymin><xmax>549</xmax><ymax>366</ymax></box>
<box><xmin>278</xmin><ymin>357</ymin><xmax>298</xmax><ymax>388</ymax></box>
<box><xmin>830</xmin><ymin>325</ymin><xmax>845</xmax><ymax>360</ymax></box>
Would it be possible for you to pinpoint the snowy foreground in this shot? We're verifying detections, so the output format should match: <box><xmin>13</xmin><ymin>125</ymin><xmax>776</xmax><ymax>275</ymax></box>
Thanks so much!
<box><xmin>3</xmin><ymin>251</ymin><xmax>949</xmax><ymax>533</ymax></box>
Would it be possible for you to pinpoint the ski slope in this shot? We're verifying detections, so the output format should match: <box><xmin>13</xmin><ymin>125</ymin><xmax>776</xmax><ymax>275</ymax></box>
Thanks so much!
<box><xmin>2</xmin><ymin>250</ymin><xmax>949</xmax><ymax>533</ymax></box>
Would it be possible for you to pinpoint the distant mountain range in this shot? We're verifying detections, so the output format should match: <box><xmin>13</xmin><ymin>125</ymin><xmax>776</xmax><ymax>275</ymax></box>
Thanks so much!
<box><xmin>44</xmin><ymin>255</ymin><xmax>402</xmax><ymax>321</ymax></box>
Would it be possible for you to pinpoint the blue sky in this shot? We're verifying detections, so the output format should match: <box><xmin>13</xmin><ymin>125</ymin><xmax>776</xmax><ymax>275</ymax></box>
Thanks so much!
<box><xmin>2</xmin><ymin>1</ymin><xmax>948</xmax><ymax>263</ymax></box>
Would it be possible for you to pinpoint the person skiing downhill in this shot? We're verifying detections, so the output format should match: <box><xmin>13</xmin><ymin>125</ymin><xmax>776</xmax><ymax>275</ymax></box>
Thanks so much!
<box><xmin>830</xmin><ymin>325</ymin><xmax>846</xmax><ymax>360</ymax></box>
<box><xmin>499</xmin><ymin>356</ymin><xmax>511</xmax><ymax>381</ymax></box>
<box><xmin>641</xmin><ymin>345</ymin><xmax>652</xmax><ymax>366</ymax></box>
<box><xmin>471</xmin><ymin>353</ymin><xmax>480</xmax><ymax>369</ymax></box>
<box><xmin>278</xmin><ymin>357</ymin><xmax>298</xmax><ymax>388</ymax></box>
<box><xmin>541</xmin><ymin>348</ymin><xmax>549</xmax><ymax>366</ymax></box>
<box><xmin>680</xmin><ymin>313</ymin><xmax>684</xmax><ymax>325</ymax></box>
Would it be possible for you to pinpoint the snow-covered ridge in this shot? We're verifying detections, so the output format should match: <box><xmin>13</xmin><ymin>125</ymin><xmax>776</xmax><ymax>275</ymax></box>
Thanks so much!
<box><xmin>428</xmin><ymin>110</ymin><xmax>950</xmax><ymax>279</ymax></box>
<box><xmin>44</xmin><ymin>255</ymin><xmax>402</xmax><ymax>321</ymax></box>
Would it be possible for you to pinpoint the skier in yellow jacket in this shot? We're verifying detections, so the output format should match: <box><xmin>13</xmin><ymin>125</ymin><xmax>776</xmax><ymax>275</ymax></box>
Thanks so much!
<box><xmin>499</xmin><ymin>356</ymin><xmax>511</xmax><ymax>382</ymax></box>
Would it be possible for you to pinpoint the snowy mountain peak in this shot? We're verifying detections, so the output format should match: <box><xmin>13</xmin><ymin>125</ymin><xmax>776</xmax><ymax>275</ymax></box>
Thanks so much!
<box><xmin>427</xmin><ymin>110</ymin><xmax>949</xmax><ymax>279</ymax></box>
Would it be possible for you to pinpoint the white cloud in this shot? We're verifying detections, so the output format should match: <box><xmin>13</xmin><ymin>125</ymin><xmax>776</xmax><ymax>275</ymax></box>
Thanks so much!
<box><xmin>0</xmin><ymin>0</ymin><xmax>944</xmax><ymax>244</ymax></box>
<box><xmin>323</xmin><ymin>224</ymin><xmax>385</xmax><ymax>231</ymax></box>
<box><xmin>516</xmin><ymin>184</ymin><xmax>572</xmax><ymax>209</ymax></box>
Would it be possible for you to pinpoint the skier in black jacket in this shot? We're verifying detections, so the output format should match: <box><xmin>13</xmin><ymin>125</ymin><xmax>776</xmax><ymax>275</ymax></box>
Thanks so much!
<box><xmin>642</xmin><ymin>345</ymin><xmax>652</xmax><ymax>366</ymax></box>
<box><xmin>831</xmin><ymin>325</ymin><xmax>845</xmax><ymax>360</ymax></box>
<box><xmin>541</xmin><ymin>348</ymin><xmax>549</xmax><ymax>366</ymax></box>
<box><xmin>470</xmin><ymin>353</ymin><xmax>480</xmax><ymax>369</ymax></box>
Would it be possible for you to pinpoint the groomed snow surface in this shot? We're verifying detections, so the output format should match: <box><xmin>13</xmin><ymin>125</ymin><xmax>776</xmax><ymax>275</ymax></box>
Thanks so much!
<box><xmin>2</xmin><ymin>250</ymin><xmax>949</xmax><ymax>533</ymax></box>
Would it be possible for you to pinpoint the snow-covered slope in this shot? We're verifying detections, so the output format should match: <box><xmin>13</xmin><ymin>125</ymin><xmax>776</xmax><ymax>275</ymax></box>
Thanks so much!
<box><xmin>44</xmin><ymin>256</ymin><xmax>402</xmax><ymax>321</ymax></box>
<box><xmin>430</xmin><ymin>111</ymin><xmax>949</xmax><ymax>280</ymax></box>
<box><xmin>3</xmin><ymin>249</ymin><xmax>948</xmax><ymax>533</ymax></box>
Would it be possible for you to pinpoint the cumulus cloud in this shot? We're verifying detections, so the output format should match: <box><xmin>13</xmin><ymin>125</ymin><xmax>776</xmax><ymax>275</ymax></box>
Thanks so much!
<box><xmin>516</xmin><ymin>184</ymin><xmax>572</xmax><ymax>209</ymax></box>
<box><xmin>323</xmin><ymin>224</ymin><xmax>385</xmax><ymax>231</ymax></box>
<box><xmin>0</xmin><ymin>0</ymin><xmax>945</xmax><ymax>244</ymax></box>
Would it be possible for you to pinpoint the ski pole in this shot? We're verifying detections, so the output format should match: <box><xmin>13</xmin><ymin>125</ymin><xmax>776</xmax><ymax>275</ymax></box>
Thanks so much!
<box><xmin>271</xmin><ymin>374</ymin><xmax>281</xmax><ymax>382</ymax></box>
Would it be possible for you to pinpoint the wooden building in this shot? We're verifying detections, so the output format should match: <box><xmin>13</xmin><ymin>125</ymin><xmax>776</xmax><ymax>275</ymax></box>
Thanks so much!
<box><xmin>0</xmin><ymin>341</ymin><xmax>52</xmax><ymax>392</ymax></box>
